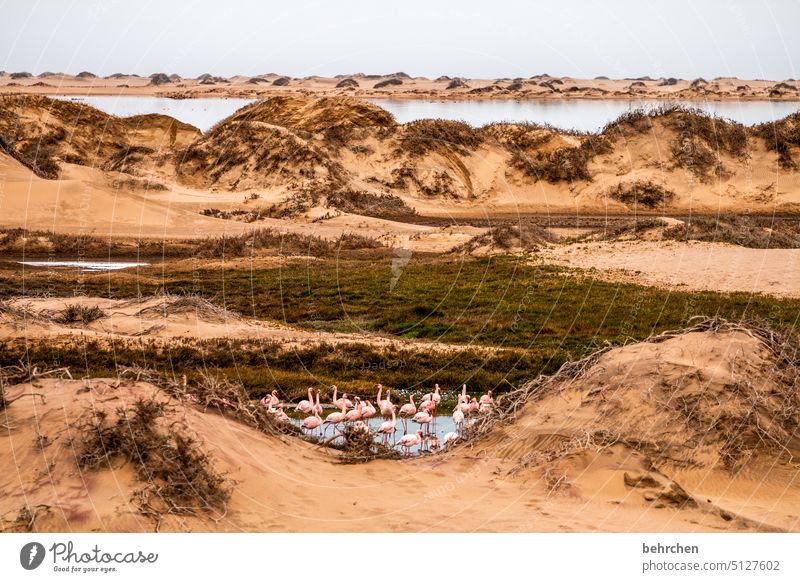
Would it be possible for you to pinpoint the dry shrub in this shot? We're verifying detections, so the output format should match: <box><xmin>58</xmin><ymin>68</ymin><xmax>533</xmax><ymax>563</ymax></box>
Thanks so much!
<box><xmin>753</xmin><ymin>111</ymin><xmax>800</xmax><ymax>170</ymax></box>
<box><xmin>53</xmin><ymin>304</ymin><xmax>105</xmax><ymax>325</ymax></box>
<box><xmin>325</xmin><ymin>190</ymin><xmax>417</xmax><ymax>220</ymax></box>
<box><xmin>607</xmin><ymin>180</ymin><xmax>675</xmax><ymax>209</ymax></box>
<box><xmin>662</xmin><ymin>216</ymin><xmax>800</xmax><ymax>249</ymax></box>
<box><xmin>337</xmin><ymin>425</ymin><xmax>399</xmax><ymax>464</ymax></box>
<box><xmin>373</xmin><ymin>78</ymin><xmax>402</xmax><ymax>89</ymax></box>
<box><xmin>75</xmin><ymin>397</ymin><xmax>231</xmax><ymax>518</ymax></box>
<box><xmin>195</xmin><ymin>227</ymin><xmax>384</xmax><ymax>258</ymax></box>
<box><xmin>455</xmin><ymin>224</ymin><xmax>553</xmax><ymax>254</ymax></box>
<box><xmin>134</xmin><ymin>295</ymin><xmax>237</xmax><ymax>323</ymax></box>
<box><xmin>400</xmin><ymin>119</ymin><xmax>483</xmax><ymax>156</ymax></box>
<box><xmin>511</xmin><ymin>145</ymin><xmax>590</xmax><ymax>183</ymax></box>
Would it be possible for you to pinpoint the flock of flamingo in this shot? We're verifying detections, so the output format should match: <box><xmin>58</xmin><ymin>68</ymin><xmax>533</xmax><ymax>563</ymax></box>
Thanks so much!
<box><xmin>260</xmin><ymin>384</ymin><xmax>494</xmax><ymax>457</ymax></box>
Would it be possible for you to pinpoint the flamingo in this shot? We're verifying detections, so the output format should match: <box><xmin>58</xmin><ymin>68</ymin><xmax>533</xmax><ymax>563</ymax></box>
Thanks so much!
<box><xmin>332</xmin><ymin>385</ymin><xmax>353</xmax><ymax>410</ymax></box>
<box><xmin>443</xmin><ymin>431</ymin><xmax>460</xmax><ymax>448</ymax></box>
<box><xmin>426</xmin><ymin>434</ymin><xmax>440</xmax><ymax>451</ymax></box>
<box><xmin>479</xmin><ymin>389</ymin><xmax>493</xmax><ymax>406</ymax></box>
<box><xmin>296</xmin><ymin>387</ymin><xmax>314</xmax><ymax>414</ymax></box>
<box><xmin>412</xmin><ymin>409</ymin><xmax>433</xmax><ymax>433</ymax></box>
<box><xmin>378</xmin><ymin>387</ymin><xmax>396</xmax><ymax>419</ymax></box>
<box><xmin>420</xmin><ymin>398</ymin><xmax>436</xmax><ymax>413</ymax></box>
<box><xmin>421</xmin><ymin>383</ymin><xmax>442</xmax><ymax>406</ymax></box>
<box><xmin>311</xmin><ymin>389</ymin><xmax>323</xmax><ymax>416</ymax></box>
<box><xmin>399</xmin><ymin>395</ymin><xmax>416</xmax><ymax>431</ymax></box>
<box><xmin>345</xmin><ymin>400</ymin><xmax>364</xmax><ymax>423</ymax></box>
<box><xmin>302</xmin><ymin>410</ymin><xmax>322</xmax><ymax>436</ymax></box>
<box><xmin>323</xmin><ymin>401</ymin><xmax>347</xmax><ymax>436</ymax></box>
<box><xmin>467</xmin><ymin>397</ymin><xmax>479</xmax><ymax>415</ymax></box>
<box><xmin>361</xmin><ymin>400</ymin><xmax>376</xmax><ymax>420</ymax></box>
<box><xmin>269</xmin><ymin>403</ymin><xmax>290</xmax><ymax>424</ymax></box>
<box><xmin>377</xmin><ymin>409</ymin><xmax>397</xmax><ymax>444</ymax></box>
<box><xmin>260</xmin><ymin>389</ymin><xmax>279</xmax><ymax>408</ymax></box>
<box><xmin>397</xmin><ymin>429</ymin><xmax>423</xmax><ymax>458</ymax></box>
<box><xmin>459</xmin><ymin>383</ymin><xmax>468</xmax><ymax>404</ymax></box>
<box><xmin>452</xmin><ymin>406</ymin><xmax>465</xmax><ymax>432</ymax></box>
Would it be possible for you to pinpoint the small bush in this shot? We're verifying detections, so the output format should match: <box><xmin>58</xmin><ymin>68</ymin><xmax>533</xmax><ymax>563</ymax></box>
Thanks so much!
<box><xmin>373</xmin><ymin>78</ymin><xmax>402</xmax><ymax>89</ymax></box>
<box><xmin>75</xmin><ymin>398</ymin><xmax>230</xmax><ymax>517</ymax></box>
<box><xmin>325</xmin><ymin>190</ymin><xmax>417</xmax><ymax>220</ymax></box>
<box><xmin>607</xmin><ymin>180</ymin><xmax>675</xmax><ymax>209</ymax></box>
<box><xmin>54</xmin><ymin>304</ymin><xmax>105</xmax><ymax>325</ymax></box>
<box><xmin>400</xmin><ymin>119</ymin><xmax>483</xmax><ymax>156</ymax></box>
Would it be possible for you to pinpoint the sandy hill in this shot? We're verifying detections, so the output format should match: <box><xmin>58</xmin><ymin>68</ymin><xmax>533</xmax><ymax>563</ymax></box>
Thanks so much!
<box><xmin>1</xmin><ymin>322</ymin><xmax>797</xmax><ymax>532</ymax></box>
<box><xmin>1</xmin><ymin>95</ymin><xmax>800</xmax><ymax>219</ymax></box>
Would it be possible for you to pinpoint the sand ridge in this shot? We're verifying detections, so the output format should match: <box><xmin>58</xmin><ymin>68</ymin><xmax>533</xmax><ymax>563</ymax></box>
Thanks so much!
<box><xmin>1</xmin><ymin>327</ymin><xmax>796</xmax><ymax>532</ymax></box>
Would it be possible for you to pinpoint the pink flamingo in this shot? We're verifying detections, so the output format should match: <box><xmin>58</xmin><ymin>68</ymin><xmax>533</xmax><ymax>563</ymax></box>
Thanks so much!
<box><xmin>397</xmin><ymin>429</ymin><xmax>423</xmax><ymax>458</ymax></box>
<box><xmin>311</xmin><ymin>389</ymin><xmax>323</xmax><ymax>416</ymax></box>
<box><xmin>296</xmin><ymin>387</ymin><xmax>314</xmax><ymax>414</ymax></box>
<box><xmin>443</xmin><ymin>431</ymin><xmax>460</xmax><ymax>448</ymax></box>
<box><xmin>412</xmin><ymin>409</ymin><xmax>433</xmax><ymax>434</ymax></box>
<box><xmin>302</xmin><ymin>409</ymin><xmax>322</xmax><ymax>436</ymax></box>
<box><xmin>421</xmin><ymin>383</ymin><xmax>442</xmax><ymax>406</ymax></box>
<box><xmin>269</xmin><ymin>402</ymin><xmax>290</xmax><ymax>424</ymax></box>
<box><xmin>323</xmin><ymin>401</ymin><xmax>347</xmax><ymax>436</ymax></box>
<box><xmin>399</xmin><ymin>395</ymin><xmax>416</xmax><ymax>432</ymax></box>
<box><xmin>345</xmin><ymin>399</ymin><xmax>363</xmax><ymax>423</ymax></box>
<box><xmin>379</xmin><ymin>389</ymin><xmax>396</xmax><ymax>419</ymax></box>
<box><xmin>377</xmin><ymin>409</ymin><xmax>397</xmax><ymax>445</ymax></box>
<box><xmin>361</xmin><ymin>400</ymin><xmax>376</xmax><ymax>420</ymax></box>
<box><xmin>332</xmin><ymin>385</ymin><xmax>353</xmax><ymax>410</ymax></box>
<box><xmin>467</xmin><ymin>397</ymin><xmax>479</xmax><ymax>415</ymax></box>
<box><xmin>479</xmin><ymin>389</ymin><xmax>493</xmax><ymax>406</ymax></box>
<box><xmin>459</xmin><ymin>383</ymin><xmax>468</xmax><ymax>404</ymax></box>
<box><xmin>452</xmin><ymin>405</ymin><xmax>465</xmax><ymax>432</ymax></box>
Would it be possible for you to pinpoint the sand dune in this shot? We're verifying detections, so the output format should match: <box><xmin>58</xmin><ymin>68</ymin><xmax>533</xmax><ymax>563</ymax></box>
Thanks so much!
<box><xmin>1</xmin><ymin>325</ymin><xmax>796</xmax><ymax>532</ymax></box>
<box><xmin>1</xmin><ymin>95</ymin><xmax>800</xmax><ymax>245</ymax></box>
<box><xmin>2</xmin><ymin>72</ymin><xmax>800</xmax><ymax>102</ymax></box>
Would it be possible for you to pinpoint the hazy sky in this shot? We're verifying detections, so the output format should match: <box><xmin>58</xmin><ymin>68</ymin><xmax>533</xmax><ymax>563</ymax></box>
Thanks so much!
<box><xmin>1</xmin><ymin>0</ymin><xmax>798</xmax><ymax>79</ymax></box>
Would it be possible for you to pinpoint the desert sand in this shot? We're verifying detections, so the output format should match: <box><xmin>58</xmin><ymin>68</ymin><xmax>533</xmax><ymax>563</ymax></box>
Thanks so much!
<box><xmin>2</xmin><ymin>71</ymin><xmax>800</xmax><ymax>102</ymax></box>
<box><xmin>1</xmin><ymin>326</ymin><xmax>797</xmax><ymax>533</ymax></box>
<box><xmin>2</xmin><ymin>91</ymin><xmax>800</xmax><ymax>534</ymax></box>
<box><xmin>539</xmin><ymin>240</ymin><xmax>800</xmax><ymax>297</ymax></box>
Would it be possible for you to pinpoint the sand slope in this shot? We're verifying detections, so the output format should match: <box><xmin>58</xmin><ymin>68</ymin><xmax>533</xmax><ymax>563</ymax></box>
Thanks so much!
<box><xmin>2</xmin><ymin>328</ymin><xmax>797</xmax><ymax>532</ymax></box>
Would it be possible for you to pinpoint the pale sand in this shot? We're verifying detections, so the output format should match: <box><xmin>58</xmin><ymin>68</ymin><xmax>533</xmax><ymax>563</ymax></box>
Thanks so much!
<box><xmin>0</xmin><ymin>295</ymin><xmax>495</xmax><ymax>355</ymax></box>
<box><xmin>539</xmin><ymin>241</ymin><xmax>800</xmax><ymax>298</ymax></box>
<box><xmin>1</xmin><ymin>329</ymin><xmax>796</xmax><ymax>532</ymax></box>
<box><xmin>2</xmin><ymin>72</ymin><xmax>799</xmax><ymax>102</ymax></box>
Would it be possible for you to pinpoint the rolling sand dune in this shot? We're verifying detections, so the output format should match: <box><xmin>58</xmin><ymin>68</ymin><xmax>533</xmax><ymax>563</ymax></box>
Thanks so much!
<box><xmin>2</xmin><ymin>72</ymin><xmax>800</xmax><ymax>102</ymax></box>
<box><xmin>1</xmin><ymin>95</ymin><xmax>800</xmax><ymax>246</ymax></box>
<box><xmin>1</xmin><ymin>325</ymin><xmax>797</xmax><ymax>532</ymax></box>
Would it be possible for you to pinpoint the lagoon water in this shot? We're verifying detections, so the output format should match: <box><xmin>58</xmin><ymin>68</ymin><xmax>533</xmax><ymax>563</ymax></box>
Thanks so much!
<box><xmin>54</xmin><ymin>95</ymin><xmax>255</xmax><ymax>132</ymax></box>
<box><xmin>372</xmin><ymin>99</ymin><xmax>800</xmax><ymax>132</ymax></box>
<box><xmin>19</xmin><ymin>260</ymin><xmax>149</xmax><ymax>272</ymax></box>
<box><xmin>57</xmin><ymin>95</ymin><xmax>800</xmax><ymax>133</ymax></box>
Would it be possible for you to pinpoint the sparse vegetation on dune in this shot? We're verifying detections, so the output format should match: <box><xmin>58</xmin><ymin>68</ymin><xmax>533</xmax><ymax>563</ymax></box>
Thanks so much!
<box><xmin>399</xmin><ymin>119</ymin><xmax>483</xmax><ymax>156</ymax></box>
<box><xmin>753</xmin><ymin>111</ymin><xmax>800</xmax><ymax>170</ymax></box>
<box><xmin>0</xmin><ymin>227</ymin><xmax>386</xmax><ymax>261</ymax></box>
<box><xmin>1</xmin><ymin>95</ymin><xmax>798</xmax><ymax>205</ymax></box>
<box><xmin>454</xmin><ymin>224</ymin><xmax>553</xmax><ymax>253</ymax></box>
<box><xmin>579</xmin><ymin>215</ymin><xmax>800</xmax><ymax>249</ymax></box>
<box><xmin>75</xmin><ymin>397</ymin><xmax>231</xmax><ymax>520</ymax></box>
<box><xmin>324</xmin><ymin>189</ymin><xmax>418</xmax><ymax>220</ymax></box>
<box><xmin>606</xmin><ymin>180</ymin><xmax>676</xmax><ymax>209</ymax></box>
